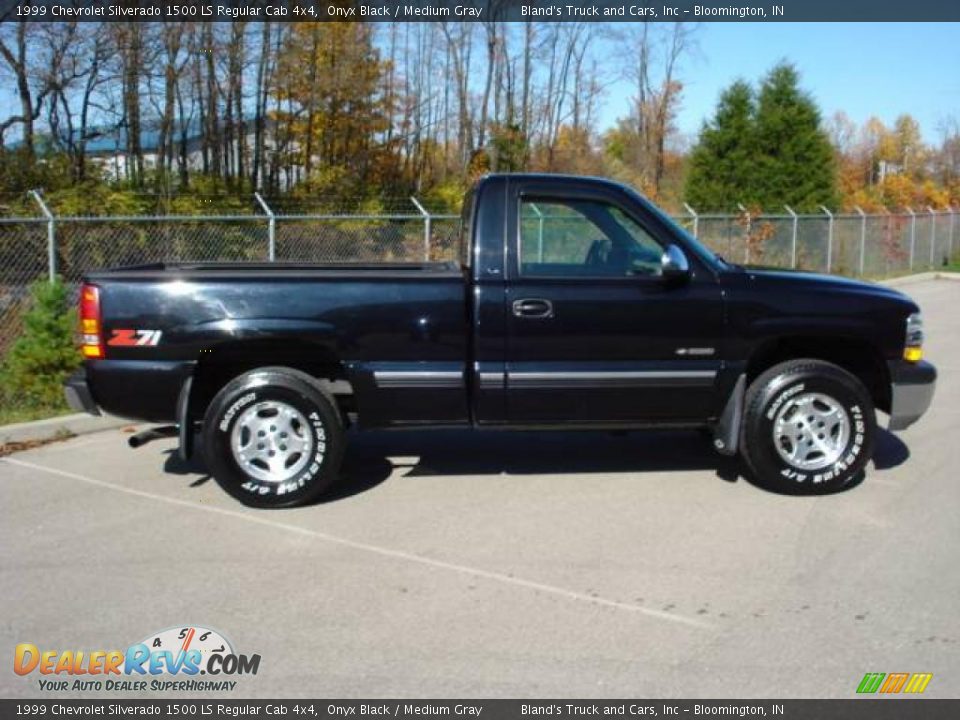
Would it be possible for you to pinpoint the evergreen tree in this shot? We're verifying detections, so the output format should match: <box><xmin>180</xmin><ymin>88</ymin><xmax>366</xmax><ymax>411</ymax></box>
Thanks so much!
<box><xmin>1</xmin><ymin>278</ymin><xmax>80</xmax><ymax>409</ymax></box>
<box><xmin>684</xmin><ymin>80</ymin><xmax>758</xmax><ymax>211</ymax></box>
<box><xmin>752</xmin><ymin>63</ymin><xmax>838</xmax><ymax>211</ymax></box>
<box><xmin>685</xmin><ymin>65</ymin><xmax>839</xmax><ymax>212</ymax></box>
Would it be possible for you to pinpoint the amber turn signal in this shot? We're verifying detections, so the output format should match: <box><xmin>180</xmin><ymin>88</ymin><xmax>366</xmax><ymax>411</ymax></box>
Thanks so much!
<box><xmin>903</xmin><ymin>346</ymin><xmax>923</xmax><ymax>363</ymax></box>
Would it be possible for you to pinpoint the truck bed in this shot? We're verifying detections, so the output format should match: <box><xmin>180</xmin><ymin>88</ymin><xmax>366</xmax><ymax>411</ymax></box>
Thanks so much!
<box><xmin>82</xmin><ymin>260</ymin><xmax>470</xmax><ymax>426</ymax></box>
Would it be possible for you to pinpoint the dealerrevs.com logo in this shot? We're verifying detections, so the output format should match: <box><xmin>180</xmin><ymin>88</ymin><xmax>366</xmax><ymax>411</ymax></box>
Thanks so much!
<box><xmin>14</xmin><ymin>626</ymin><xmax>260</xmax><ymax>692</ymax></box>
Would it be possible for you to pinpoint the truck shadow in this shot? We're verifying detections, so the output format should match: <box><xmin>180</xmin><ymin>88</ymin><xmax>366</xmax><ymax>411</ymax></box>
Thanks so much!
<box><xmin>871</xmin><ymin>427</ymin><xmax>911</xmax><ymax>469</ymax></box>
<box><xmin>336</xmin><ymin>427</ymin><xmax>909</xmax><ymax>500</ymax></box>
<box><xmin>163</xmin><ymin>426</ymin><xmax>910</xmax><ymax>503</ymax></box>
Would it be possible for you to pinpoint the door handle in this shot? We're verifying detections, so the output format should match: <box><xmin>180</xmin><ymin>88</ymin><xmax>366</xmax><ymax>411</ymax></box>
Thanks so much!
<box><xmin>512</xmin><ymin>298</ymin><xmax>554</xmax><ymax>319</ymax></box>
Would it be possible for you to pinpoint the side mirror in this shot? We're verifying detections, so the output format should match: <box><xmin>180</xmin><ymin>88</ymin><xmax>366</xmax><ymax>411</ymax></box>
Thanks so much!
<box><xmin>660</xmin><ymin>244</ymin><xmax>690</xmax><ymax>281</ymax></box>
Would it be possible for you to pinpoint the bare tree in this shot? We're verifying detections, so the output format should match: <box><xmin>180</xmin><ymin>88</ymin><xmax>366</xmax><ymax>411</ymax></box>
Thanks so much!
<box><xmin>109</xmin><ymin>23</ymin><xmax>147</xmax><ymax>185</ymax></box>
<box><xmin>475</xmin><ymin>2</ymin><xmax>514</xmax><ymax>154</ymax></box>
<box><xmin>250</xmin><ymin>21</ymin><xmax>278</xmax><ymax>190</ymax></box>
<box><xmin>440</xmin><ymin>22</ymin><xmax>475</xmax><ymax>169</ymax></box>
<box><xmin>623</xmin><ymin>22</ymin><xmax>696</xmax><ymax>193</ymax></box>
<box><xmin>149</xmin><ymin>22</ymin><xmax>190</xmax><ymax>187</ymax></box>
<box><xmin>0</xmin><ymin>23</ymin><xmax>52</xmax><ymax>157</ymax></box>
<box><xmin>201</xmin><ymin>22</ymin><xmax>221</xmax><ymax>179</ymax></box>
<box><xmin>521</xmin><ymin>20</ymin><xmax>533</xmax><ymax>145</ymax></box>
<box><xmin>224</xmin><ymin>22</ymin><xmax>248</xmax><ymax>186</ymax></box>
<box><xmin>538</xmin><ymin>23</ymin><xmax>590</xmax><ymax>169</ymax></box>
<box><xmin>48</xmin><ymin>23</ymin><xmax>114</xmax><ymax>181</ymax></box>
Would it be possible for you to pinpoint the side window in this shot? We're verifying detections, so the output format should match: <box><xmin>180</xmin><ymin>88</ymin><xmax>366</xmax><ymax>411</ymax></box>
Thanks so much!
<box><xmin>519</xmin><ymin>198</ymin><xmax>664</xmax><ymax>277</ymax></box>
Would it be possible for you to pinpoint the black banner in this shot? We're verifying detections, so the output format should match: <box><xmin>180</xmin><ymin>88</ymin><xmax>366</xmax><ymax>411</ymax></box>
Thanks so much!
<box><xmin>3</xmin><ymin>700</ymin><xmax>960</xmax><ymax>720</ymax></box>
<box><xmin>2</xmin><ymin>0</ymin><xmax>960</xmax><ymax>23</ymax></box>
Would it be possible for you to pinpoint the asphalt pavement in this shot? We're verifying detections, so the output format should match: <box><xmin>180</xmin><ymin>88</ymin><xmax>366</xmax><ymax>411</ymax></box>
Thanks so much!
<box><xmin>2</xmin><ymin>278</ymin><xmax>958</xmax><ymax>699</ymax></box>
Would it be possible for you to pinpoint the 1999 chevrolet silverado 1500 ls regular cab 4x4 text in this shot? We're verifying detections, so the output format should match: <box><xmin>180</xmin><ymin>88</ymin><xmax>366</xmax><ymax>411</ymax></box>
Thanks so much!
<box><xmin>64</xmin><ymin>174</ymin><xmax>936</xmax><ymax>507</ymax></box>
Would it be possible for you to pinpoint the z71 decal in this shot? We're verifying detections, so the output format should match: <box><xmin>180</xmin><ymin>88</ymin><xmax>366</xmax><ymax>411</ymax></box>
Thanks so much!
<box><xmin>107</xmin><ymin>329</ymin><xmax>163</xmax><ymax>347</ymax></box>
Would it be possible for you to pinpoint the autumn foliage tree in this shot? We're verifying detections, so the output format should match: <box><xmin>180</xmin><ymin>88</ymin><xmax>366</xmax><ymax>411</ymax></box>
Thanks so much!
<box><xmin>831</xmin><ymin>112</ymin><xmax>958</xmax><ymax>211</ymax></box>
<box><xmin>274</xmin><ymin>22</ymin><xmax>390</xmax><ymax>200</ymax></box>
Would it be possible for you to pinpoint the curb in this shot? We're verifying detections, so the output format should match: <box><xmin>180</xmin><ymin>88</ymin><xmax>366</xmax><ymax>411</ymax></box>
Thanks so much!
<box><xmin>881</xmin><ymin>271</ymin><xmax>960</xmax><ymax>287</ymax></box>
<box><xmin>0</xmin><ymin>413</ymin><xmax>131</xmax><ymax>446</ymax></box>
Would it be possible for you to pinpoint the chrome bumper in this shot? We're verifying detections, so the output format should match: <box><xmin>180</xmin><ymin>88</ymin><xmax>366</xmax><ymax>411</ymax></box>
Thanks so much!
<box><xmin>888</xmin><ymin>360</ymin><xmax>936</xmax><ymax>431</ymax></box>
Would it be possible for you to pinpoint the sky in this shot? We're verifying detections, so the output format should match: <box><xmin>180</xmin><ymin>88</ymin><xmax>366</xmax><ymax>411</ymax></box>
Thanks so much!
<box><xmin>598</xmin><ymin>22</ymin><xmax>960</xmax><ymax>145</ymax></box>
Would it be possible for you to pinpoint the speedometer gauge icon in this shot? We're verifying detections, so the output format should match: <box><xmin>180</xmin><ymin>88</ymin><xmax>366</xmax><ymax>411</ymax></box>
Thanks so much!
<box><xmin>138</xmin><ymin>625</ymin><xmax>234</xmax><ymax>668</ymax></box>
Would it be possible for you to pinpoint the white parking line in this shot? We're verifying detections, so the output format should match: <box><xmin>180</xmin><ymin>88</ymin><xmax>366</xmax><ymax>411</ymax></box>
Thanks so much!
<box><xmin>3</xmin><ymin>455</ymin><xmax>711</xmax><ymax>630</ymax></box>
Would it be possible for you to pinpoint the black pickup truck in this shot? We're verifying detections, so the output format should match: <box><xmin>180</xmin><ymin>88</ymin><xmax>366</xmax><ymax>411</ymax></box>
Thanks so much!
<box><xmin>65</xmin><ymin>174</ymin><xmax>936</xmax><ymax>507</ymax></box>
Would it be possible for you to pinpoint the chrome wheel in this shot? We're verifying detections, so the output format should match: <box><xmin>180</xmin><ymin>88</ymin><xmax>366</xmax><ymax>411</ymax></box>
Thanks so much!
<box><xmin>772</xmin><ymin>392</ymin><xmax>850</xmax><ymax>471</ymax></box>
<box><xmin>229</xmin><ymin>400</ymin><xmax>315</xmax><ymax>483</ymax></box>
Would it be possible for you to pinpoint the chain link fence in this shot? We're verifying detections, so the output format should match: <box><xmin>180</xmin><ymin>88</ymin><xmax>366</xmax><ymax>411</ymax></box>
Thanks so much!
<box><xmin>0</xmin><ymin>193</ymin><xmax>957</xmax><ymax>355</ymax></box>
<box><xmin>687</xmin><ymin>209</ymin><xmax>958</xmax><ymax>277</ymax></box>
<box><xmin>0</xmin><ymin>195</ymin><xmax>461</xmax><ymax>354</ymax></box>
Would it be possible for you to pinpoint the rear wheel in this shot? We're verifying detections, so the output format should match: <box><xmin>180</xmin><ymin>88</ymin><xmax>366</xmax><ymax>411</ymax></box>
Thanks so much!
<box><xmin>201</xmin><ymin>367</ymin><xmax>345</xmax><ymax>508</ymax></box>
<box><xmin>740</xmin><ymin>359</ymin><xmax>876</xmax><ymax>493</ymax></box>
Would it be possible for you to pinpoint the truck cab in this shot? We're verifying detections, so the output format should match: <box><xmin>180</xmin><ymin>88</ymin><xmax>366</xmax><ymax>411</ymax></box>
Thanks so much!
<box><xmin>466</xmin><ymin>174</ymin><xmax>727</xmax><ymax>428</ymax></box>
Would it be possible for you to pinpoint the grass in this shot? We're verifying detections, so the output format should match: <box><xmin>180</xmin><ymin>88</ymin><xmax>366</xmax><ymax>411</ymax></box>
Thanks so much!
<box><xmin>0</xmin><ymin>398</ymin><xmax>74</xmax><ymax>426</ymax></box>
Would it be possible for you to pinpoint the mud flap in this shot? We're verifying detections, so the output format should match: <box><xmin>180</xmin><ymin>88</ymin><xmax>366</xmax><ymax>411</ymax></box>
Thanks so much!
<box><xmin>712</xmin><ymin>373</ymin><xmax>745</xmax><ymax>456</ymax></box>
<box><xmin>176</xmin><ymin>375</ymin><xmax>194</xmax><ymax>462</ymax></box>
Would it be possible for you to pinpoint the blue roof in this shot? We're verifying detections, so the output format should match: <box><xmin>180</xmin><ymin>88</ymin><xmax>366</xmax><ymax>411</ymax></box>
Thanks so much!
<box><xmin>5</xmin><ymin>118</ymin><xmax>215</xmax><ymax>154</ymax></box>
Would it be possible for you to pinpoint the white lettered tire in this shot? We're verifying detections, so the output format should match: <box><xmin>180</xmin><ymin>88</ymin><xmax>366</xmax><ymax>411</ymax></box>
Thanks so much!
<box><xmin>202</xmin><ymin>367</ymin><xmax>345</xmax><ymax>508</ymax></box>
<box><xmin>740</xmin><ymin>359</ymin><xmax>876</xmax><ymax>494</ymax></box>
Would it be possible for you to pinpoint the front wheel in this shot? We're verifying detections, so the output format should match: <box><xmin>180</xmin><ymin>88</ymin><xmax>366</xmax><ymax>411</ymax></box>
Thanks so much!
<box><xmin>201</xmin><ymin>367</ymin><xmax>345</xmax><ymax>508</ymax></box>
<box><xmin>740</xmin><ymin>359</ymin><xmax>876</xmax><ymax>494</ymax></box>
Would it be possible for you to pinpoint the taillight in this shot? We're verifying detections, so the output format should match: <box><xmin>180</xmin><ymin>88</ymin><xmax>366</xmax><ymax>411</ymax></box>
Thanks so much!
<box><xmin>79</xmin><ymin>284</ymin><xmax>104</xmax><ymax>358</ymax></box>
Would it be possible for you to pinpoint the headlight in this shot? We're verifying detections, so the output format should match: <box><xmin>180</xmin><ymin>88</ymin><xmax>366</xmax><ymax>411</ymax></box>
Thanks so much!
<box><xmin>904</xmin><ymin>312</ymin><xmax>924</xmax><ymax>362</ymax></box>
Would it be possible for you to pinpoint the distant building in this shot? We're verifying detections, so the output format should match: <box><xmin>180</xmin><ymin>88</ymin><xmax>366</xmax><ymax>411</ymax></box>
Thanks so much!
<box><xmin>11</xmin><ymin>120</ymin><xmax>306</xmax><ymax>190</ymax></box>
<box><xmin>877</xmin><ymin>160</ymin><xmax>902</xmax><ymax>183</ymax></box>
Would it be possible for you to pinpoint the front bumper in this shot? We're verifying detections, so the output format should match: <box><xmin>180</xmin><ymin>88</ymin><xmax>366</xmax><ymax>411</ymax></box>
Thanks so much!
<box><xmin>64</xmin><ymin>369</ymin><xmax>101</xmax><ymax>416</ymax></box>
<box><xmin>888</xmin><ymin>360</ymin><xmax>936</xmax><ymax>431</ymax></box>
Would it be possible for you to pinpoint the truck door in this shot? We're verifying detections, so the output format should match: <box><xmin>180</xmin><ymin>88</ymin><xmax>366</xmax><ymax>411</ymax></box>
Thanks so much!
<box><xmin>503</xmin><ymin>182</ymin><xmax>724</xmax><ymax>425</ymax></box>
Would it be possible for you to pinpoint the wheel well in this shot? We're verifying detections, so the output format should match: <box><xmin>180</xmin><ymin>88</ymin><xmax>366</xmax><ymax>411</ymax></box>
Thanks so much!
<box><xmin>745</xmin><ymin>336</ymin><xmax>891</xmax><ymax>413</ymax></box>
<box><xmin>188</xmin><ymin>340</ymin><xmax>354</xmax><ymax>421</ymax></box>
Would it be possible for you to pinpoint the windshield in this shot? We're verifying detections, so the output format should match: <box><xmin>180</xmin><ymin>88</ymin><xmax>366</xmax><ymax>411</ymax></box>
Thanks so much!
<box><xmin>623</xmin><ymin>186</ymin><xmax>731</xmax><ymax>271</ymax></box>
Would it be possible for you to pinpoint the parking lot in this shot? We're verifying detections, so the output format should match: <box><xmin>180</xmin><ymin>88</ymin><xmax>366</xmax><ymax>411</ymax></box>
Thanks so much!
<box><xmin>2</xmin><ymin>277</ymin><xmax>958</xmax><ymax>699</ymax></box>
